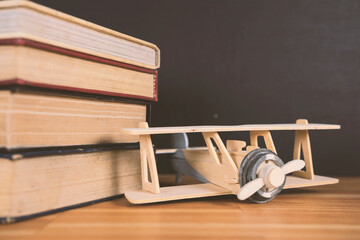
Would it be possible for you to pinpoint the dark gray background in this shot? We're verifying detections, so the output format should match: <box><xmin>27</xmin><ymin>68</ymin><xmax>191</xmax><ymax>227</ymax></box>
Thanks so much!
<box><xmin>34</xmin><ymin>0</ymin><xmax>360</xmax><ymax>176</ymax></box>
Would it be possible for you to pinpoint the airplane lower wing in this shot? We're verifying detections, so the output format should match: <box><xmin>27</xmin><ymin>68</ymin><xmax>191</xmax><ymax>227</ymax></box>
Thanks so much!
<box><xmin>125</xmin><ymin>183</ymin><xmax>231</xmax><ymax>204</ymax></box>
<box><xmin>125</xmin><ymin>175</ymin><xmax>339</xmax><ymax>204</ymax></box>
<box><xmin>284</xmin><ymin>175</ymin><xmax>339</xmax><ymax>189</ymax></box>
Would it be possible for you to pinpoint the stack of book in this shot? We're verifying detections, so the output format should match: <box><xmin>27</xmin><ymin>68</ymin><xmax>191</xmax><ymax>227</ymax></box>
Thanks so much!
<box><xmin>0</xmin><ymin>0</ymin><xmax>160</xmax><ymax>223</ymax></box>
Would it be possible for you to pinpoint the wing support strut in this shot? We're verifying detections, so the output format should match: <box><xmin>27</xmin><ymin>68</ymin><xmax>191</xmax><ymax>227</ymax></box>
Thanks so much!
<box><xmin>292</xmin><ymin>119</ymin><xmax>314</xmax><ymax>179</ymax></box>
<box><xmin>138</xmin><ymin>122</ymin><xmax>160</xmax><ymax>193</ymax></box>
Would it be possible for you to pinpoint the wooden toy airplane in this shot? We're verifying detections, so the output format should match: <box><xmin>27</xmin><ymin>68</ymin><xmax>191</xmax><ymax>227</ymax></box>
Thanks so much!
<box><xmin>121</xmin><ymin>119</ymin><xmax>340</xmax><ymax>204</ymax></box>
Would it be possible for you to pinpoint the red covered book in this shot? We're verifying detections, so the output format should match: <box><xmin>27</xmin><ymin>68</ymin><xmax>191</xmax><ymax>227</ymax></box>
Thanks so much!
<box><xmin>0</xmin><ymin>38</ymin><xmax>158</xmax><ymax>102</ymax></box>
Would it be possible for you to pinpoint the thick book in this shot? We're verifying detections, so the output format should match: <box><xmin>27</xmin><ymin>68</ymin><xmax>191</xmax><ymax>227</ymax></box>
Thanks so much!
<box><xmin>0</xmin><ymin>90</ymin><xmax>147</xmax><ymax>149</ymax></box>
<box><xmin>0</xmin><ymin>144</ymin><xmax>141</xmax><ymax>223</ymax></box>
<box><xmin>0</xmin><ymin>0</ymin><xmax>160</xmax><ymax>70</ymax></box>
<box><xmin>0</xmin><ymin>40</ymin><xmax>158</xmax><ymax>101</ymax></box>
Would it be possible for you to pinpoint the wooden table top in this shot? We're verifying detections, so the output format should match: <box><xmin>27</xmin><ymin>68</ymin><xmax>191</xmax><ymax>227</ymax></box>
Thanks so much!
<box><xmin>1</xmin><ymin>176</ymin><xmax>359</xmax><ymax>240</ymax></box>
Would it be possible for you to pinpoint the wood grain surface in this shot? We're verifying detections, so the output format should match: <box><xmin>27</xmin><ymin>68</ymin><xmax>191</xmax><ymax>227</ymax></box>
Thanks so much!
<box><xmin>0</xmin><ymin>175</ymin><xmax>359</xmax><ymax>240</ymax></box>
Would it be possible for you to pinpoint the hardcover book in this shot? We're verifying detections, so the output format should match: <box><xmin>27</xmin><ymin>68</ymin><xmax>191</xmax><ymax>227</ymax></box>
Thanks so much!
<box><xmin>0</xmin><ymin>145</ymin><xmax>141</xmax><ymax>223</ymax></box>
<box><xmin>0</xmin><ymin>90</ymin><xmax>147</xmax><ymax>149</ymax></box>
<box><xmin>0</xmin><ymin>0</ymin><xmax>160</xmax><ymax>69</ymax></box>
<box><xmin>0</xmin><ymin>40</ymin><xmax>158</xmax><ymax>101</ymax></box>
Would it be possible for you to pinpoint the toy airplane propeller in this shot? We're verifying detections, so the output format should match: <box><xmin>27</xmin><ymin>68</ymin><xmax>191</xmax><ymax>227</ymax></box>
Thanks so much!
<box><xmin>121</xmin><ymin>119</ymin><xmax>340</xmax><ymax>204</ymax></box>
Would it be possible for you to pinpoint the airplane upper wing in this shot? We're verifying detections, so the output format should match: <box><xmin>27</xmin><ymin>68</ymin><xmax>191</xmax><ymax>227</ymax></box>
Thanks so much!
<box><xmin>121</xmin><ymin>123</ymin><xmax>340</xmax><ymax>135</ymax></box>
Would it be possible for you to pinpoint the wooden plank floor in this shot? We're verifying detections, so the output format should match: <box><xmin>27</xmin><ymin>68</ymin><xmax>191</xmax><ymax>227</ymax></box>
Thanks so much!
<box><xmin>0</xmin><ymin>176</ymin><xmax>359</xmax><ymax>240</ymax></box>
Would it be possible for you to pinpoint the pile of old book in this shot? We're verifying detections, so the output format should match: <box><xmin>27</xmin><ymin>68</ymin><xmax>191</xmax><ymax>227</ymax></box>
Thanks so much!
<box><xmin>0</xmin><ymin>0</ymin><xmax>160</xmax><ymax>223</ymax></box>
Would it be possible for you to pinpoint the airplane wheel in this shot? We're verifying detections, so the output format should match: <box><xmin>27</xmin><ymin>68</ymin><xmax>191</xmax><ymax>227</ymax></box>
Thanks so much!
<box><xmin>239</xmin><ymin>148</ymin><xmax>285</xmax><ymax>203</ymax></box>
